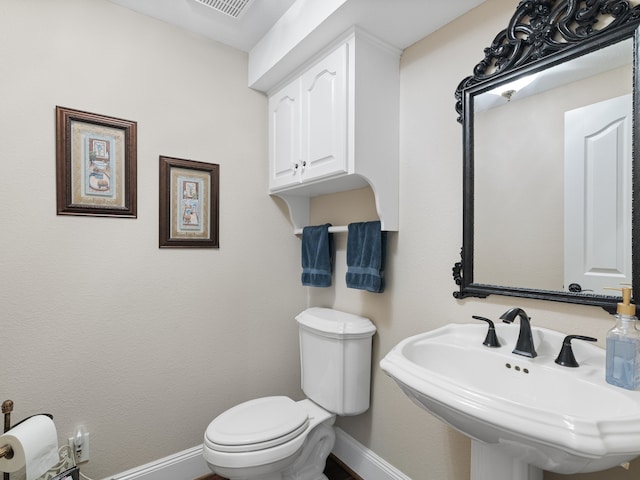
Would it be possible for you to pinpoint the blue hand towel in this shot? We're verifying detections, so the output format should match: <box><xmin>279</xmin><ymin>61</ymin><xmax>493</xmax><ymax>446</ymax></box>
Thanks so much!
<box><xmin>301</xmin><ymin>224</ymin><xmax>333</xmax><ymax>287</ymax></box>
<box><xmin>346</xmin><ymin>221</ymin><xmax>387</xmax><ymax>293</ymax></box>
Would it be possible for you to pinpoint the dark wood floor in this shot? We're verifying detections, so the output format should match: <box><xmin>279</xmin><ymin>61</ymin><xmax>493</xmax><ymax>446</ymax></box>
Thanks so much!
<box><xmin>197</xmin><ymin>454</ymin><xmax>362</xmax><ymax>480</ymax></box>
<box><xmin>324</xmin><ymin>454</ymin><xmax>362</xmax><ymax>480</ymax></box>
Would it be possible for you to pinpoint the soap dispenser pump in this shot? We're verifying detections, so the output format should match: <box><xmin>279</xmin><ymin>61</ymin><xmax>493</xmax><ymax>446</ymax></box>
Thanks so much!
<box><xmin>605</xmin><ymin>286</ymin><xmax>640</xmax><ymax>390</ymax></box>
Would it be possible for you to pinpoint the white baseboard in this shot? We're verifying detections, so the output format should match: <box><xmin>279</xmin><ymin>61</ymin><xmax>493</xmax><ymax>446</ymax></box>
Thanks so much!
<box><xmin>106</xmin><ymin>428</ymin><xmax>409</xmax><ymax>480</ymax></box>
<box><xmin>332</xmin><ymin>428</ymin><xmax>411</xmax><ymax>480</ymax></box>
<box><xmin>107</xmin><ymin>445</ymin><xmax>210</xmax><ymax>480</ymax></box>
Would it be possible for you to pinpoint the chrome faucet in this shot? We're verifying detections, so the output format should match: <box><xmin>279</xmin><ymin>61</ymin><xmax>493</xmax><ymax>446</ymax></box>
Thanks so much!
<box><xmin>500</xmin><ymin>307</ymin><xmax>537</xmax><ymax>358</ymax></box>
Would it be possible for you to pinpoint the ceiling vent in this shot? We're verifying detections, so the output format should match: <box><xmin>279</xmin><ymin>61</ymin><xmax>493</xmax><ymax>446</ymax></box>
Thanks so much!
<box><xmin>192</xmin><ymin>0</ymin><xmax>256</xmax><ymax>19</ymax></box>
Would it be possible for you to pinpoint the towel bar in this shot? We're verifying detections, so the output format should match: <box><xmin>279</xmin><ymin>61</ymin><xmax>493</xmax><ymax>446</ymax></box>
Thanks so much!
<box><xmin>295</xmin><ymin>226</ymin><xmax>391</xmax><ymax>235</ymax></box>
<box><xmin>294</xmin><ymin>225</ymin><xmax>349</xmax><ymax>235</ymax></box>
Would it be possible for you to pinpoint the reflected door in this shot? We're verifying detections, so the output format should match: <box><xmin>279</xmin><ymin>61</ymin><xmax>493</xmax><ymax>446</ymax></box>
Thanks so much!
<box><xmin>564</xmin><ymin>94</ymin><xmax>632</xmax><ymax>294</ymax></box>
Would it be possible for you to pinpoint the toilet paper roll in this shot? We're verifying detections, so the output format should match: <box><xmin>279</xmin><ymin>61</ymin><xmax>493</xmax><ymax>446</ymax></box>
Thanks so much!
<box><xmin>0</xmin><ymin>415</ymin><xmax>59</xmax><ymax>480</ymax></box>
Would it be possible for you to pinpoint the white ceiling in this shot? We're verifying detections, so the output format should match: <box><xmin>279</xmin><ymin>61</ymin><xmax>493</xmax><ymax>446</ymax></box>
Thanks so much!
<box><xmin>109</xmin><ymin>0</ymin><xmax>297</xmax><ymax>52</ymax></box>
<box><xmin>108</xmin><ymin>0</ymin><xmax>484</xmax><ymax>53</ymax></box>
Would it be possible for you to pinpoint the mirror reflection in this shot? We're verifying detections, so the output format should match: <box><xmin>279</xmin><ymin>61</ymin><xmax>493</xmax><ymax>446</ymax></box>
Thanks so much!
<box><xmin>473</xmin><ymin>39</ymin><xmax>633</xmax><ymax>296</ymax></box>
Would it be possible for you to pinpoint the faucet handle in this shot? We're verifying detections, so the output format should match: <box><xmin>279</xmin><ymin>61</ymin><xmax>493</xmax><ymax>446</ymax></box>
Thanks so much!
<box><xmin>472</xmin><ymin>315</ymin><xmax>501</xmax><ymax>348</ymax></box>
<box><xmin>554</xmin><ymin>335</ymin><xmax>598</xmax><ymax>367</ymax></box>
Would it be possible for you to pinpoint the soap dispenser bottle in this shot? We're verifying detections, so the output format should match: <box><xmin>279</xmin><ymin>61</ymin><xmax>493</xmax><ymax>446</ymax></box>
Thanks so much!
<box><xmin>606</xmin><ymin>286</ymin><xmax>640</xmax><ymax>390</ymax></box>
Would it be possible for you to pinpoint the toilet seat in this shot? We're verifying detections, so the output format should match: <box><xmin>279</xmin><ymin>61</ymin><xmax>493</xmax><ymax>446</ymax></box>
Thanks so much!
<box><xmin>204</xmin><ymin>398</ymin><xmax>336</xmax><ymax>470</ymax></box>
<box><xmin>205</xmin><ymin>396</ymin><xmax>309</xmax><ymax>453</ymax></box>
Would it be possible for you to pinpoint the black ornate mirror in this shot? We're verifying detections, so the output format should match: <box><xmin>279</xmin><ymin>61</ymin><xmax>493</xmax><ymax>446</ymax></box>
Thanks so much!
<box><xmin>453</xmin><ymin>0</ymin><xmax>640</xmax><ymax>313</ymax></box>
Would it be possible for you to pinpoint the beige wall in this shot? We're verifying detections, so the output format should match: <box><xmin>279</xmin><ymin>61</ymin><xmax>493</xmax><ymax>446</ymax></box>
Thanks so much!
<box><xmin>0</xmin><ymin>1</ymin><xmax>306</xmax><ymax>478</ymax></box>
<box><xmin>2</xmin><ymin>1</ymin><xmax>639</xmax><ymax>480</ymax></box>
<box><xmin>311</xmin><ymin>0</ymin><xmax>640</xmax><ymax>479</ymax></box>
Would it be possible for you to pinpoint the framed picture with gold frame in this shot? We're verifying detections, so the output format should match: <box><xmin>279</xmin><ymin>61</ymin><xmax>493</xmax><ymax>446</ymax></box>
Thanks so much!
<box><xmin>55</xmin><ymin>106</ymin><xmax>137</xmax><ymax>217</ymax></box>
<box><xmin>159</xmin><ymin>156</ymin><xmax>219</xmax><ymax>248</ymax></box>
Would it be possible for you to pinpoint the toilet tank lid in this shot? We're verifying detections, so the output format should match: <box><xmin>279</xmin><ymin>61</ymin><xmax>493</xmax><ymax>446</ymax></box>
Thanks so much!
<box><xmin>296</xmin><ymin>307</ymin><xmax>376</xmax><ymax>338</ymax></box>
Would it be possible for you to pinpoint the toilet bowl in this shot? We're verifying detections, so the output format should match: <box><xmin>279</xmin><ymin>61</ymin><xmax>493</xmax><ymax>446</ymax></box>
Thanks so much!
<box><xmin>203</xmin><ymin>308</ymin><xmax>376</xmax><ymax>480</ymax></box>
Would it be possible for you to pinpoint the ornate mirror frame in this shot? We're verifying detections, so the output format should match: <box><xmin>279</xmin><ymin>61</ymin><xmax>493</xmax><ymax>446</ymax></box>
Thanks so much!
<box><xmin>453</xmin><ymin>0</ymin><xmax>640</xmax><ymax>313</ymax></box>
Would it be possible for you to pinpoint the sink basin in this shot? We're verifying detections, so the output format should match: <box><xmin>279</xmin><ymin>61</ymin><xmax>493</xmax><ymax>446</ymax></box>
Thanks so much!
<box><xmin>380</xmin><ymin>323</ymin><xmax>640</xmax><ymax>474</ymax></box>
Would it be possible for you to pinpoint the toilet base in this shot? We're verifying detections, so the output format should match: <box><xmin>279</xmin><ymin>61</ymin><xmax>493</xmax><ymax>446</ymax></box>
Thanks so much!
<box><xmin>283</xmin><ymin>422</ymin><xmax>335</xmax><ymax>480</ymax></box>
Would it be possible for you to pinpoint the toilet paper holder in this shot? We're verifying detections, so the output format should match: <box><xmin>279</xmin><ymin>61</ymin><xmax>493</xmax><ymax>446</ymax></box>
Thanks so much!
<box><xmin>0</xmin><ymin>400</ymin><xmax>54</xmax><ymax>469</ymax></box>
<box><xmin>1</xmin><ymin>400</ymin><xmax>14</xmax><ymax>463</ymax></box>
<box><xmin>1</xmin><ymin>400</ymin><xmax>14</xmax><ymax>480</ymax></box>
<box><xmin>0</xmin><ymin>444</ymin><xmax>10</xmax><ymax>460</ymax></box>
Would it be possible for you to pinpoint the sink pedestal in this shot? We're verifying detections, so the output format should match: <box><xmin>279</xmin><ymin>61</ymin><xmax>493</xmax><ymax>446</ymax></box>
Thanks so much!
<box><xmin>471</xmin><ymin>441</ymin><xmax>542</xmax><ymax>480</ymax></box>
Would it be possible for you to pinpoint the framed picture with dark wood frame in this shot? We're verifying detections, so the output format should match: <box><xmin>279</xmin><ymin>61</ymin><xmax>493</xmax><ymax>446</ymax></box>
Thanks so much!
<box><xmin>56</xmin><ymin>106</ymin><xmax>137</xmax><ymax>217</ymax></box>
<box><xmin>159</xmin><ymin>156</ymin><xmax>219</xmax><ymax>248</ymax></box>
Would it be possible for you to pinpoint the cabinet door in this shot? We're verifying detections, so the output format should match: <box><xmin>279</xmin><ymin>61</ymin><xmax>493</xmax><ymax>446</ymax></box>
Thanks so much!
<box><xmin>268</xmin><ymin>81</ymin><xmax>301</xmax><ymax>190</ymax></box>
<box><xmin>300</xmin><ymin>42</ymin><xmax>349</xmax><ymax>183</ymax></box>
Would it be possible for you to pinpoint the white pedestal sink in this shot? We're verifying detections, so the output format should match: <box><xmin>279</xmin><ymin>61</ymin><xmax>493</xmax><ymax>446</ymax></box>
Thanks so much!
<box><xmin>380</xmin><ymin>323</ymin><xmax>640</xmax><ymax>477</ymax></box>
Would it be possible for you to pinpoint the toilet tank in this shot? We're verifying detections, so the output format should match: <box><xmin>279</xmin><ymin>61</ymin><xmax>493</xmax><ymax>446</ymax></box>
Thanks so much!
<box><xmin>295</xmin><ymin>307</ymin><xmax>376</xmax><ymax>416</ymax></box>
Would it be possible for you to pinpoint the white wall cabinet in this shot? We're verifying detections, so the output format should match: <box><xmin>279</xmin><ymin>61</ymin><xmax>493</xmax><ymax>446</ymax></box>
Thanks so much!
<box><xmin>267</xmin><ymin>28</ymin><xmax>400</xmax><ymax>232</ymax></box>
<box><xmin>269</xmin><ymin>42</ymin><xmax>348</xmax><ymax>190</ymax></box>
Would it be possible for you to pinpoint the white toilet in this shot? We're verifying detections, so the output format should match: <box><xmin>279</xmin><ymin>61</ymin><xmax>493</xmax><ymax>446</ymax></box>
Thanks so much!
<box><xmin>203</xmin><ymin>307</ymin><xmax>376</xmax><ymax>480</ymax></box>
